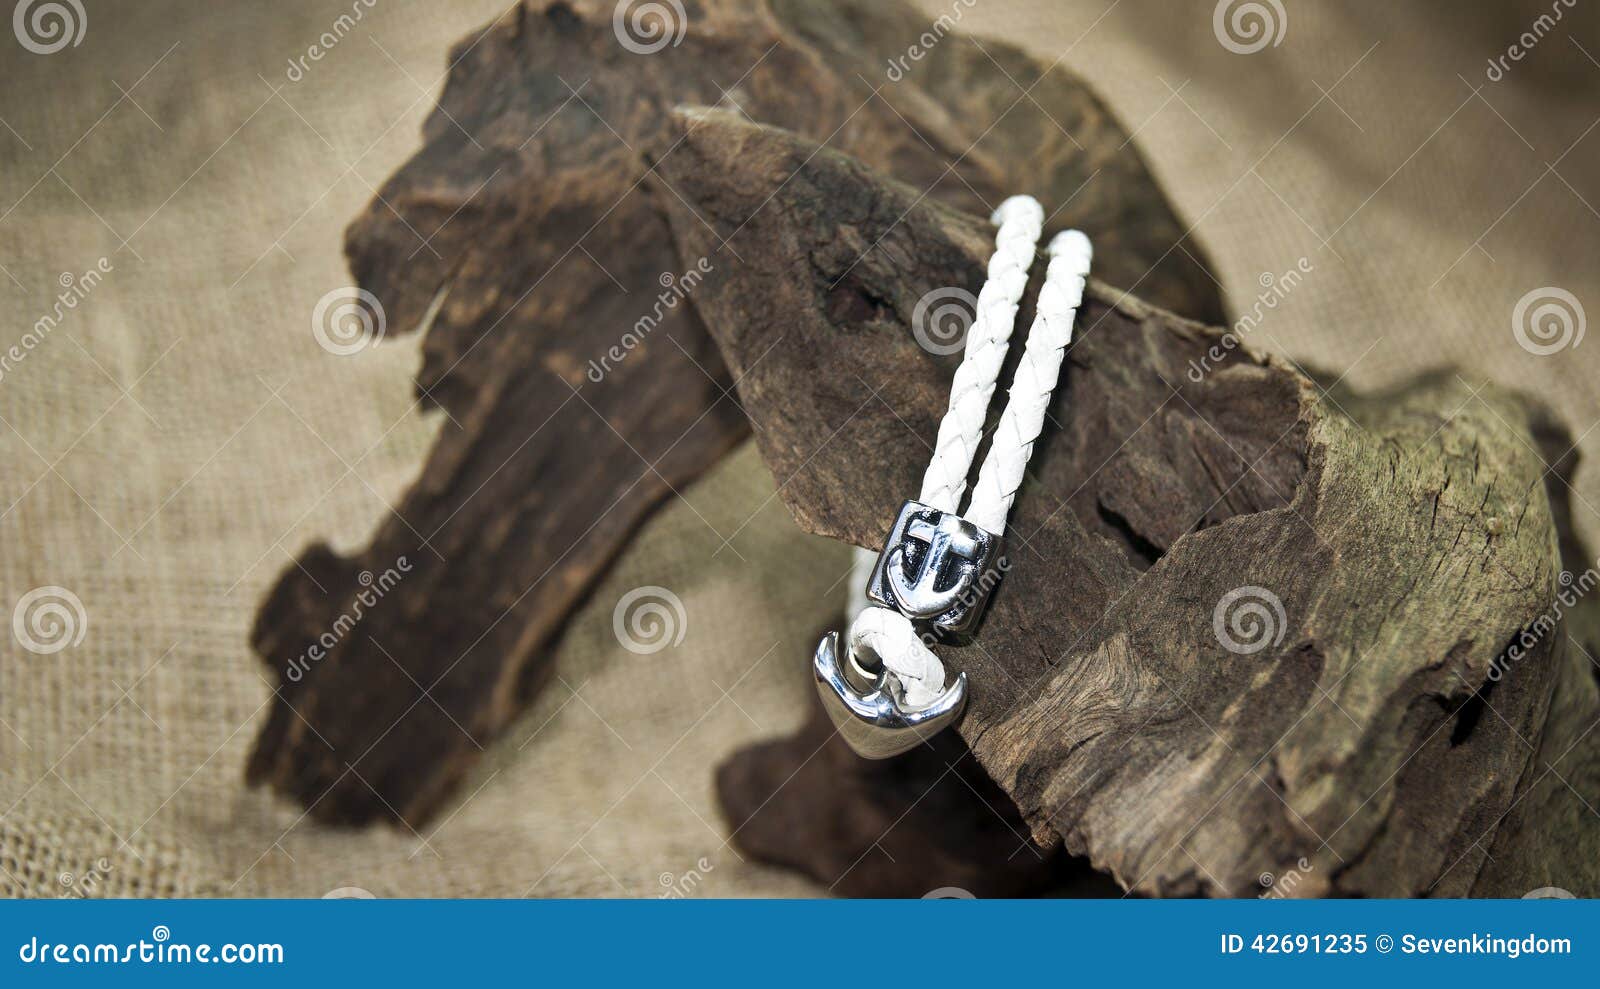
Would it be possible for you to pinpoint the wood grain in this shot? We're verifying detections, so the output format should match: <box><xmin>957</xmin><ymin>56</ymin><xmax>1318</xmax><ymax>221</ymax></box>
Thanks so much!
<box><xmin>247</xmin><ymin>0</ymin><xmax>1221</xmax><ymax>874</ymax></box>
<box><xmin>656</xmin><ymin>108</ymin><xmax>1600</xmax><ymax>897</ymax></box>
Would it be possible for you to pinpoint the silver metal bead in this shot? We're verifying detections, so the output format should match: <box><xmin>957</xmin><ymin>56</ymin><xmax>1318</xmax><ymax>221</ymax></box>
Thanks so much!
<box><xmin>866</xmin><ymin>500</ymin><xmax>1003</xmax><ymax>634</ymax></box>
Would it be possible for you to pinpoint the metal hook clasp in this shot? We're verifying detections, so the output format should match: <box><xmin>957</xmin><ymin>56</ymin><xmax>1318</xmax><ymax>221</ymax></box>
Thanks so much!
<box><xmin>812</xmin><ymin>631</ymin><xmax>967</xmax><ymax>759</ymax></box>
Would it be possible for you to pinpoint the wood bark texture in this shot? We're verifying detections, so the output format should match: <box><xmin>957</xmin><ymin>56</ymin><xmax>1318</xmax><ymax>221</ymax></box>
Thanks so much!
<box><xmin>246</xmin><ymin>0</ymin><xmax>1220</xmax><ymax>891</ymax></box>
<box><xmin>655</xmin><ymin>108</ymin><xmax>1600</xmax><ymax>898</ymax></box>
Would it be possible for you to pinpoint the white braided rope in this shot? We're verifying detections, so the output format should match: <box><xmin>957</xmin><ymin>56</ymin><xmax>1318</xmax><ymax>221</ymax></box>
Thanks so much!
<box><xmin>918</xmin><ymin>196</ymin><xmax>1043</xmax><ymax>513</ymax></box>
<box><xmin>968</xmin><ymin>230</ymin><xmax>1093</xmax><ymax>535</ymax></box>
<box><xmin>849</xmin><ymin>218</ymin><xmax>1092</xmax><ymax>710</ymax></box>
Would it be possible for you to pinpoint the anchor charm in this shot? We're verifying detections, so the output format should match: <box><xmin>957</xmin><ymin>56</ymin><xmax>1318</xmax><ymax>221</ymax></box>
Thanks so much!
<box><xmin>812</xmin><ymin>501</ymin><xmax>1000</xmax><ymax>759</ymax></box>
<box><xmin>867</xmin><ymin>500</ymin><xmax>1003</xmax><ymax>633</ymax></box>
<box><xmin>812</xmin><ymin>631</ymin><xmax>968</xmax><ymax>759</ymax></box>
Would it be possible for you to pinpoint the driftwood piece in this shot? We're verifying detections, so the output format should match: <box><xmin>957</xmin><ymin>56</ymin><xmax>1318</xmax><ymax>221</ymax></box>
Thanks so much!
<box><xmin>247</xmin><ymin>0</ymin><xmax>1221</xmax><ymax>846</ymax></box>
<box><xmin>717</xmin><ymin>622</ymin><xmax>1120</xmax><ymax>898</ymax></box>
<box><xmin>656</xmin><ymin>108</ymin><xmax>1600</xmax><ymax>897</ymax></box>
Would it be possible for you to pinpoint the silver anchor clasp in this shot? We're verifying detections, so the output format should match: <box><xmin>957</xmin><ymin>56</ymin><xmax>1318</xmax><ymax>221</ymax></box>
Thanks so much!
<box><xmin>812</xmin><ymin>631</ymin><xmax>967</xmax><ymax>759</ymax></box>
<box><xmin>813</xmin><ymin>500</ymin><xmax>1002</xmax><ymax>759</ymax></box>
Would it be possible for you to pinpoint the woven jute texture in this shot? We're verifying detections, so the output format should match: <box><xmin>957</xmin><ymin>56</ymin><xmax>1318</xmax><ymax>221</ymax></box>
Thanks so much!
<box><xmin>2</xmin><ymin>0</ymin><xmax>1597</xmax><ymax>898</ymax></box>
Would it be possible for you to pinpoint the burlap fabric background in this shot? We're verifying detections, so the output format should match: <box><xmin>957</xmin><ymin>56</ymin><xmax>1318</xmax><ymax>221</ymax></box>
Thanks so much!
<box><xmin>1</xmin><ymin>0</ymin><xmax>1596</xmax><ymax>898</ymax></box>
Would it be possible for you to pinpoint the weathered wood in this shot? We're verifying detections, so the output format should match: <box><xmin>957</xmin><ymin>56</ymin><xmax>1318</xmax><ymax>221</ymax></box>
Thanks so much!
<box><xmin>716</xmin><ymin>625</ymin><xmax>1120</xmax><ymax>898</ymax></box>
<box><xmin>247</xmin><ymin>0</ymin><xmax>1221</xmax><ymax>852</ymax></box>
<box><xmin>656</xmin><ymin>108</ymin><xmax>1600</xmax><ymax>897</ymax></box>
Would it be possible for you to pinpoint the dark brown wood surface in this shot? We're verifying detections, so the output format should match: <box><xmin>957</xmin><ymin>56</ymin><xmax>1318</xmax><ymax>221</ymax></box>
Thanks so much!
<box><xmin>247</xmin><ymin>0</ymin><xmax>1221</xmax><ymax>858</ymax></box>
<box><xmin>656</xmin><ymin>108</ymin><xmax>1600</xmax><ymax>897</ymax></box>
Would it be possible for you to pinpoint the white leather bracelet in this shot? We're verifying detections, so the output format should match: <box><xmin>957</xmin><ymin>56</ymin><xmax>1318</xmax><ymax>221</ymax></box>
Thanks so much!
<box><xmin>816</xmin><ymin>196</ymin><xmax>1092</xmax><ymax>759</ymax></box>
